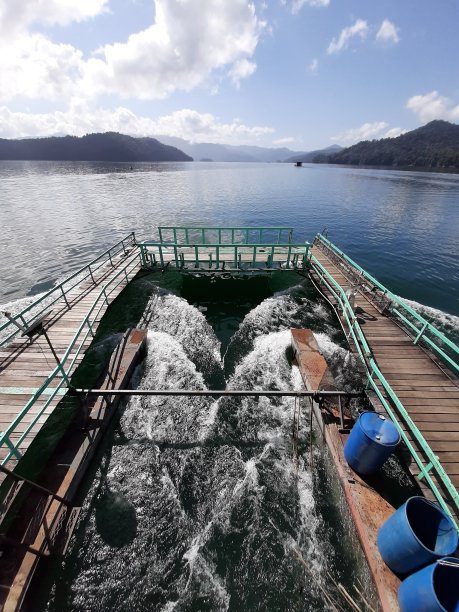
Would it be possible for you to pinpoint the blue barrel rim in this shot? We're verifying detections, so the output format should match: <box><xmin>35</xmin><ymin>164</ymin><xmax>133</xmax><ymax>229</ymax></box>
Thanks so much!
<box><xmin>357</xmin><ymin>411</ymin><xmax>401</xmax><ymax>447</ymax></box>
<box><xmin>404</xmin><ymin>497</ymin><xmax>459</xmax><ymax>556</ymax></box>
<box><xmin>398</xmin><ymin>557</ymin><xmax>459</xmax><ymax>612</ymax></box>
<box><xmin>433</xmin><ymin>557</ymin><xmax>459</xmax><ymax>612</ymax></box>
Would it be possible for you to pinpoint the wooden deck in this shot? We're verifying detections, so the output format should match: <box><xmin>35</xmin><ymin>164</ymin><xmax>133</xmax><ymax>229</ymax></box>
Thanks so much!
<box><xmin>0</xmin><ymin>250</ymin><xmax>141</xmax><ymax>469</ymax></box>
<box><xmin>308</xmin><ymin>240</ymin><xmax>459</xmax><ymax>519</ymax></box>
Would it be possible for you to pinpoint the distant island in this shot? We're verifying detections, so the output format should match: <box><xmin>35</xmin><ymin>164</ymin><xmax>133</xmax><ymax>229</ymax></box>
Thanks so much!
<box><xmin>314</xmin><ymin>120</ymin><xmax>459</xmax><ymax>171</ymax></box>
<box><xmin>0</xmin><ymin>132</ymin><xmax>193</xmax><ymax>162</ymax></box>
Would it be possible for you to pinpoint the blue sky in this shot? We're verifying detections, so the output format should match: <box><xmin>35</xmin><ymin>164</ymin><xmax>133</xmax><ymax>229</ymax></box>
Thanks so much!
<box><xmin>0</xmin><ymin>0</ymin><xmax>458</xmax><ymax>149</ymax></box>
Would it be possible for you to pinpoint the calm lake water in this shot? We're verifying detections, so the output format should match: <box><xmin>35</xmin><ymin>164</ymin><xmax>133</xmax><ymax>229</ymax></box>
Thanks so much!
<box><xmin>1</xmin><ymin>161</ymin><xmax>458</xmax><ymax>611</ymax></box>
<box><xmin>1</xmin><ymin>160</ymin><xmax>458</xmax><ymax>316</ymax></box>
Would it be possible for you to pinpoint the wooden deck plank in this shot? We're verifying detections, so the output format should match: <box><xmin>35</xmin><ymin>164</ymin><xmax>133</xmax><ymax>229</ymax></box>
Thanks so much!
<box><xmin>311</xmin><ymin>241</ymin><xmax>459</xmax><ymax>524</ymax></box>
<box><xmin>0</xmin><ymin>253</ymin><xmax>140</xmax><ymax>465</ymax></box>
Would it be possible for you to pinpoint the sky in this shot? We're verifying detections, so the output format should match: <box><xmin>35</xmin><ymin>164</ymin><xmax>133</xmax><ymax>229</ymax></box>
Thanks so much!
<box><xmin>0</xmin><ymin>0</ymin><xmax>458</xmax><ymax>150</ymax></box>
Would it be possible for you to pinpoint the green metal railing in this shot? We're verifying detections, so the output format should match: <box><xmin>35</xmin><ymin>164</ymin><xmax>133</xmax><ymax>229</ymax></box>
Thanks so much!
<box><xmin>316</xmin><ymin>234</ymin><xmax>459</xmax><ymax>375</ymax></box>
<box><xmin>0</xmin><ymin>248</ymin><xmax>140</xmax><ymax>464</ymax></box>
<box><xmin>0</xmin><ymin>233</ymin><xmax>136</xmax><ymax>348</ymax></box>
<box><xmin>139</xmin><ymin>241</ymin><xmax>310</xmax><ymax>270</ymax></box>
<box><xmin>157</xmin><ymin>226</ymin><xmax>293</xmax><ymax>245</ymax></box>
<box><xmin>309</xmin><ymin>243</ymin><xmax>459</xmax><ymax>529</ymax></box>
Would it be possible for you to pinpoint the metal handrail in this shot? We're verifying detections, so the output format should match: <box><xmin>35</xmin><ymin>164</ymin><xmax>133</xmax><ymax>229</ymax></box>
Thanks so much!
<box><xmin>309</xmin><ymin>252</ymin><xmax>459</xmax><ymax>529</ymax></box>
<box><xmin>316</xmin><ymin>234</ymin><xmax>458</xmax><ymax>373</ymax></box>
<box><xmin>0</xmin><ymin>250</ymin><xmax>140</xmax><ymax>464</ymax></box>
<box><xmin>139</xmin><ymin>241</ymin><xmax>310</xmax><ymax>270</ymax></box>
<box><xmin>0</xmin><ymin>233</ymin><xmax>136</xmax><ymax>347</ymax></box>
<box><xmin>157</xmin><ymin>226</ymin><xmax>294</xmax><ymax>245</ymax></box>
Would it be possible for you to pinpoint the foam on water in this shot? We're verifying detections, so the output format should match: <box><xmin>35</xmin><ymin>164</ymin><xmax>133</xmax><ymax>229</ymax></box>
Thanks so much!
<box><xmin>401</xmin><ymin>296</ymin><xmax>459</xmax><ymax>342</ymax></box>
<box><xmin>48</xmin><ymin>294</ymin><xmax>332</xmax><ymax>611</ymax></box>
<box><xmin>143</xmin><ymin>290</ymin><xmax>224</xmax><ymax>386</ymax></box>
<box><xmin>224</xmin><ymin>284</ymin><xmax>337</xmax><ymax>374</ymax></box>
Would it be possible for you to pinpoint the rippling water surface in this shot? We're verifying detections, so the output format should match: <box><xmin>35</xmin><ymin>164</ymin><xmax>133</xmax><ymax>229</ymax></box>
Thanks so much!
<box><xmin>1</xmin><ymin>160</ymin><xmax>458</xmax><ymax>314</ymax></box>
<box><xmin>1</xmin><ymin>161</ymin><xmax>458</xmax><ymax>611</ymax></box>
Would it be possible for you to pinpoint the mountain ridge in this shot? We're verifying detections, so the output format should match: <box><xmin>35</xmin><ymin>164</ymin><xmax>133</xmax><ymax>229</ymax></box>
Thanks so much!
<box><xmin>315</xmin><ymin>120</ymin><xmax>459</xmax><ymax>170</ymax></box>
<box><xmin>0</xmin><ymin>132</ymin><xmax>193</xmax><ymax>162</ymax></box>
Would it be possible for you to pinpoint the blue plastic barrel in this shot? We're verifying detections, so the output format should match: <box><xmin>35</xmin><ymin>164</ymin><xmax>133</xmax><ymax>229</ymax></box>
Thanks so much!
<box><xmin>343</xmin><ymin>411</ymin><xmax>400</xmax><ymax>474</ymax></box>
<box><xmin>378</xmin><ymin>497</ymin><xmax>459</xmax><ymax>575</ymax></box>
<box><xmin>398</xmin><ymin>557</ymin><xmax>459</xmax><ymax>612</ymax></box>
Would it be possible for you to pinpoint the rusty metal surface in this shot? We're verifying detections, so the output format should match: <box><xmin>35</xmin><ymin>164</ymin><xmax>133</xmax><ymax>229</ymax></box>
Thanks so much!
<box><xmin>291</xmin><ymin>328</ymin><xmax>400</xmax><ymax>612</ymax></box>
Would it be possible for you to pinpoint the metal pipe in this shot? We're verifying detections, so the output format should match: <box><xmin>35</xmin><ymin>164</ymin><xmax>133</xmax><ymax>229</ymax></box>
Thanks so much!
<box><xmin>73</xmin><ymin>388</ymin><xmax>364</xmax><ymax>398</ymax></box>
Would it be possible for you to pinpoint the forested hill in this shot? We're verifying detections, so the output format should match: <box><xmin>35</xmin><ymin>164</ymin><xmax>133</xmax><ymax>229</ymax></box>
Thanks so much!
<box><xmin>316</xmin><ymin>120</ymin><xmax>459</xmax><ymax>170</ymax></box>
<box><xmin>0</xmin><ymin>132</ymin><xmax>193</xmax><ymax>162</ymax></box>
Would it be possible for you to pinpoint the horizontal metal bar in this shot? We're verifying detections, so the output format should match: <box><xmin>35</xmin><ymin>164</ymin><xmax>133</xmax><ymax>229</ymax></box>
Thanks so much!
<box><xmin>142</xmin><ymin>242</ymin><xmax>309</xmax><ymax>249</ymax></box>
<box><xmin>73</xmin><ymin>389</ymin><xmax>364</xmax><ymax>398</ymax></box>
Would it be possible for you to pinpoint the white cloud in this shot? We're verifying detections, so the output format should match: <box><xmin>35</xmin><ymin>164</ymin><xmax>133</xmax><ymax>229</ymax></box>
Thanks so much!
<box><xmin>331</xmin><ymin>121</ymin><xmax>388</xmax><ymax>145</ymax></box>
<box><xmin>331</xmin><ymin>121</ymin><xmax>407</xmax><ymax>145</ymax></box>
<box><xmin>0</xmin><ymin>34</ymin><xmax>82</xmax><ymax>102</ymax></box>
<box><xmin>0</xmin><ymin>0</ymin><xmax>108</xmax><ymax>39</ymax></box>
<box><xmin>383</xmin><ymin>127</ymin><xmax>406</xmax><ymax>138</ymax></box>
<box><xmin>230</xmin><ymin>59</ymin><xmax>257</xmax><ymax>87</ymax></box>
<box><xmin>308</xmin><ymin>58</ymin><xmax>319</xmax><ymax>75</ymax></box>
<box><xmin>280</xmin><ymin>0</ymin><xmax>330</xmax><ymax>13</ymax></box>
<box><xmin>0</xmin><ymin>0</ymin><xmax>264</xmax><ymax>103</ymax></box>
<box><xmin>327</xmin><ymin>19</ymin><xmax>369</xmax><ymax>55</ymax></box>
<box><xmin>272</xmin><ymin>137</ymin><xmax>295</xmax><ymax>145</ymax></box>
<box><xmin>291</xmin><ymin>0</ymin><xmax>330</xmax><ymax>14</ymax></box>
<box><xmin>407</xmin><ymin>91</ymin><xmax>459</xmax><ymax>123</ymax></box>
<box><xmin>376</xmin><ymin>19</ymin><xmax>400</xmax><ymax>44</ymax></box>
<box><xmin>0</xmin><ymin>104</ymin><xmax>275</xmax><ymax>145</ymax></box>
<box><xmin>82</xmin><ymin>0</ymin><xmax>264</xmax><ymax>100</ymax></box>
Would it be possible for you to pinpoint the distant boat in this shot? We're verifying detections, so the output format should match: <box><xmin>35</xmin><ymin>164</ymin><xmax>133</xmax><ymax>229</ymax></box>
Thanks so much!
<box><xmin>294</xmin><ymin>161</ymin><xmax>302</xmax><ymax>167</ymax></box>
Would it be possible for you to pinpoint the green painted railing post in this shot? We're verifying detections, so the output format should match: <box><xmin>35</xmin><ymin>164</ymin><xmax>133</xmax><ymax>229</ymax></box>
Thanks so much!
<box><xmin>286</xmin><ymin>245</ymin><xmax>292</xmax><ymax>268</ymax></box>
<box><xmin>158</xmin><ymin>227</ymin><xmax>163</xmax><ymax>242</ymax></box>
<box><xmin>173</xmin><ymin>228</ymin><xmax>177</xmax><ymax>244</ymax></box>
<box><xmin>185</xmin><ymin>228</ymin><xmax>189</xmax><ymax>244</ymax></box>
<box><xmin>194</xmin><ymin>245</ymin><xmax>199</xmax><ymax>267</ymax></box>
<box><xmin>245</xmin><ymin>229</ymin><xmax>249</xmax><ymax>244</ymax></box>
<box><xmin>234</xmin><ymin>246</ymin><xmax>238</xmax><ymax>268</ymax></box>
<box><xmin>158</xmin><ymin>246</ymin><xmax>164</xmax><ymax>267</ymax></box>
<box><xmin>252</xmin><ymin>246</ymin><xmax>257</xmax><ymax>266</ymax></box>
<box><xmin>60</xmin><ymin>285</ymin><xmax>70</xmax><ymax>307</ymax></box>
<box><xmin>209</xmin><ymin>253</ymin><xmax>212</xmax><ymax>268</ymax></box>
<box><xmin>174</xmin><ymin>246</ymin><xmax>179</xmax><ymax>267</ymax></box>
<box><xmin>2</xmin><ymin>433</ymin><xmax>22</xmax><ymax>459</ymax></box>
<box><xmin>414</xmin><ymin>321</ymin><xmax>428</xmax><ymax>345</ymax></box>
<box><xmin>201</xmin><ymin>228</ymin><xmax>205</xmax><ymax>244</ymax></box>
<box><xmin>216</xmin><ymin>246</ymin><xmax>220</xmax><ymax>268</ymax></box>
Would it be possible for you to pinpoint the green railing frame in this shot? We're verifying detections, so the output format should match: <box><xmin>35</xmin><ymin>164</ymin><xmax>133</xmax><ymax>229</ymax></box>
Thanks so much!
<box><xmin>157</xmin><ymin>226</ymin><xmax>294</xmax><ymax>245</ymax></box>
<box><xmin>309</xmin><ymin>249</ymin><xmax>459</xmax><ymax>529</ymax></box>
<box><xmin>0</xmin><ymin>233</ymin><xmax>136</xmax><ymax>348</ymax></box>
<box><xmin>139</xmin><ymin>241</ymin><xmax>310</xmax><ymax>270</ymax></box>
<box><xmin>316</xmin><ymin>234</ymin><xmax>459</xmax><ymax>374</ymax></box>
<box><xmin>0</xmin><ymin>249</ymin><xmax>140</xmax><ymax>464</ymax></box>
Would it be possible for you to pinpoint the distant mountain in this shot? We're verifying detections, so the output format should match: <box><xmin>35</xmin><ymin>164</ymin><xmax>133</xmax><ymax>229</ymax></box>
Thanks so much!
<box><xmin>315</xmin><ymin>121</ymin><xmax>459</xmax><ymax>170</ymax></box>
<box><xmin>153</xmin><ymin>136</ymin><xmax>308</xmax><ymax>162</ymax></box>
<box><xmin>0</xmin><ymin>132</ymin><xmax>192</xmax><ymax>162</ymax></box>
<box><xmin>284</xmin><ymin>144</ymin><xmax>343</xmax><ymax>164</ymax></box>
